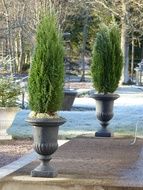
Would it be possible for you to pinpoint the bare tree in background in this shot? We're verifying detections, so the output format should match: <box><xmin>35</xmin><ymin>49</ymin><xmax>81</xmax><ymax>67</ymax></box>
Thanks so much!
<box><xmin>89</xmin><ymin>0</ymin><xmax>143</xmax><ymax>83</ymax></box>
<box><xmin>0</xmin><ymin>0</ymin><xmax>70</xmax><ymax>73</ymax></box>
<box><xmin>1</xmin><ymin>0</ymin><xmax>143</xmax><ymax>80</ymax></box>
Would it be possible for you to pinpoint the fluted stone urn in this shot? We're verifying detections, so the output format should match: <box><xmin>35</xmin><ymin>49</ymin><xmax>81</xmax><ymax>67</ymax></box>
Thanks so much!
<box><xmin>27</xmin><ymin>117</ymin><xmax>66</xmax><ymax>177</ymax></box>
<box><xmin>92</xmin><ymin>94</ymin><xmax>119</xmax><ymax>137</ymax></box>
<box><xmin>62</xmin><ymin>89</ymin><xmax>77</xmax><ymax>111</ymax></box>
<box><xmin>0</xmin><ymin>107</ymin><xmax>20</xmax><ymax>139</ymax></box>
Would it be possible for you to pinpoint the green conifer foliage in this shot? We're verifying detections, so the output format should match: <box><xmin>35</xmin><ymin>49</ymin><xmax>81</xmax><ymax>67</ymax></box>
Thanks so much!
<box><xmin>0</xmin><ymin>78</ymin><xmax>20</xmax><ymax>107</ymax></box>
<box><xmin>28</xmin><ymin>12</ymin><xmax>64</xmax><ymax>114</ymax></box>
<box><xmin>91</xmin><ymin>23</ymin><xmax>123</xmax><ymax>94</ymax></box>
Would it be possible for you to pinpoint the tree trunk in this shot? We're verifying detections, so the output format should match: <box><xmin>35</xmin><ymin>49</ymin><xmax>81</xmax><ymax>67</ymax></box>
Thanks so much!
<box><xmin>131</xmin><ymin>34</ymin><xmax>135</xmax><ymax>81</ymax></box>
<box><xmin>18</xmin><ymin>29</ymin><xmax>25</xmax><ymax>73</ymax></box>
<box><xmin>15</xmin><ymin>35</ymin><xmax>20</xmax><ymax>73</ymax></box>
<box><xmin>141</xmin><ymin>45</ymin><xmax>143</xmax><ymax>59</ymax></box>
<box><xmin>120</xmin><ymin>0</ymin><xmax>129</xmax><ymax>84</ymax></box>
<box><xmin>2</xmin><ymin>0</ymin><xmax>13</xmax><ymax>59</ymax></box>
<box><xmin>80</xmin><ymin>10</ymin><xmax>88</xmax><ymax>82</ymax></box>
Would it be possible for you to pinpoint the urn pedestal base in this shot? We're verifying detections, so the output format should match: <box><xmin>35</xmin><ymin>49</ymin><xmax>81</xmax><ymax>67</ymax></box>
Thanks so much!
<box><xmin>31</xmin><ymin>156</ymin><xmax>57</xmax><ymax>177</ymax></box>
<box><xmin>95</xmin><ymin>129</ymin><xmax>111</xmax><ymax>137</ymax></box>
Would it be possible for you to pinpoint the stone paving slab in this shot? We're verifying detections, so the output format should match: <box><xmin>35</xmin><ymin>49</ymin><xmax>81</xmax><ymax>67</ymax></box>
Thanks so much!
<box><xmin>0</xmin><ymin>140</ymin><xmax>68</xmax><ymax>179</ymax></box>
<box><xmin>2</xmin><ymin>137</ymin><xmax>143</xmax><ymax>189</ymax></box>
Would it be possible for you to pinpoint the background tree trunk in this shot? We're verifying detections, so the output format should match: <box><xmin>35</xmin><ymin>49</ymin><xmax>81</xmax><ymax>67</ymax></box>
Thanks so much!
<box><xmin>131</xmin><ymin>34</ymin><xmax>135</xmax><ymax>81</ymax></box>
<box><xmin>18</xmin><ymin>29</ymin><xmax>25</xmax><ymax>73</ymax></box>
<box><xmin>80</xmin><ymin>10</ymin><xmax>88</xmax><ymax>82</ymax></box>
<box><xmin>2</xmin><ymin>0</ymin><xmax>13</xmax><ymax>59</ymax></box>
<box><xmin>120</xmin><ymin>0</ymin><xmax>129</xmax><ymax>84</ymax></box>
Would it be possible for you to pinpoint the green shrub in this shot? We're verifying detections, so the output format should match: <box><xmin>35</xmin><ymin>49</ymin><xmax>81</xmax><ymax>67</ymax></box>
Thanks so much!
<box><xmin>91</xmin><ymin>23</ymin><xmax>123</xmax><ymax>93</ymax></box>
<box><xmin>28</xmin><ymin>12</ymin><xmax>64</xmax><ymax>115</ymax></box>
<box><xmin>0</xmin><ymin>77</ymin><xmax>20</xmax><ymax>107</ymax></box>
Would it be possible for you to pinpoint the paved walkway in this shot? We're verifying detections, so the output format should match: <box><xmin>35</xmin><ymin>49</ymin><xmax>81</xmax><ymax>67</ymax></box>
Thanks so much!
<box><xmin>2</xmin><ymin>136</ymin><xmax>143</xmax><ymax>189</ymax></box>
<box><xmin>0</xmin><ymin>140</ymin><xmax>68</xmax><ymax>179</ymax></box>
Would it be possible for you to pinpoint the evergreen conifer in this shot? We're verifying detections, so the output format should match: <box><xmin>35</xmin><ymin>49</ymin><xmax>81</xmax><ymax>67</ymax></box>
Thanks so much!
<box><xmin>91</xmin><ymin>23</ymin><xmax>123</xmax><ymax>94</ymax></box>
<box><xmin>28</xmin><ymin>12</ymin><xmax>64</xmax><ymax>115</ymax></box>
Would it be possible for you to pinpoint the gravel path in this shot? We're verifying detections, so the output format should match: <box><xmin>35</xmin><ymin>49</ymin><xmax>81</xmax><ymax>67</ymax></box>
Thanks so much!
<box><xmin>0</xmin><ymin>139</ymin><xmax>33</xmax><ymax>168</ymax></box>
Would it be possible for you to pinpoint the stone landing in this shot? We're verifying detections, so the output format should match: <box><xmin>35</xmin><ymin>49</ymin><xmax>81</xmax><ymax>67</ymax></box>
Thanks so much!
<box><xmin>1</xmin><ymin>137</ymin><xmax>143</xmax><ymax>190</ymax></box>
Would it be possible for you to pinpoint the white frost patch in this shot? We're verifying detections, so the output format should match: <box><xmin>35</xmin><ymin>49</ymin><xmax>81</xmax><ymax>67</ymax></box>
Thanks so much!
<box><xmin>8</xmin><ymin>86</ymin><xmax>143</xmax><ymax>138</ymax></box>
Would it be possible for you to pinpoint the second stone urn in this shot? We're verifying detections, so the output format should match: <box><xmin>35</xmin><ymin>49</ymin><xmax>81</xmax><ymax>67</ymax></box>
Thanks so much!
<box><xmin>92</xmin><ymin>94</ymin><xmax>119</xmax><ymax>137</ymax></box>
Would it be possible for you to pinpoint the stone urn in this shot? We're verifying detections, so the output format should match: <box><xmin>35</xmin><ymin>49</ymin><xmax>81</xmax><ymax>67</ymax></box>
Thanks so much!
<box><xmin>27</xmin><ymin>117</ymin><xmax>66</xmax><ymax>177</ymax></box>
<box><xmin>62</xmin><ymin>89</ymin><xmax>77</xmax><ymax>111</ymax></box>
<box><xmin>0</xmin><ymin>107</ymin><xmax>20</xmax><ymax>139</ymax></box>
<box><xmin>92</xmin><ymin>94</ymin><xmax>119</xmax><ymax>137</ymax></box>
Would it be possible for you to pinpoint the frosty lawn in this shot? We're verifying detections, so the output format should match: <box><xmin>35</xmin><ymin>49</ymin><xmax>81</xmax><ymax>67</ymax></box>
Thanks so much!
<box><xmin>8</xmin><ymin>85</ymin><xmax>143</xmax><ymax>139</ymax></box>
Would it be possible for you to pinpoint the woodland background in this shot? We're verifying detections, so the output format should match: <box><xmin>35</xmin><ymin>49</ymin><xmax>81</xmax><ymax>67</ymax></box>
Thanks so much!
<box><xmin>0</xmin><ymin>0</ymin><xmax>143</xmax><ymax>83</ymax></box>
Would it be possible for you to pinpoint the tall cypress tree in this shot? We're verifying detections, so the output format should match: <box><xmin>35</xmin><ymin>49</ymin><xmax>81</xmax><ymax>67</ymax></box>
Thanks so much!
<box><xmin>28</xmin><ymin>12</ymin><xmax>64</xmax><ymax>114</ymax></box>
<box><xmin>91</xmin><ymin>23</ymin><xmax>123</xmax><ymax>93</ymax></box>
